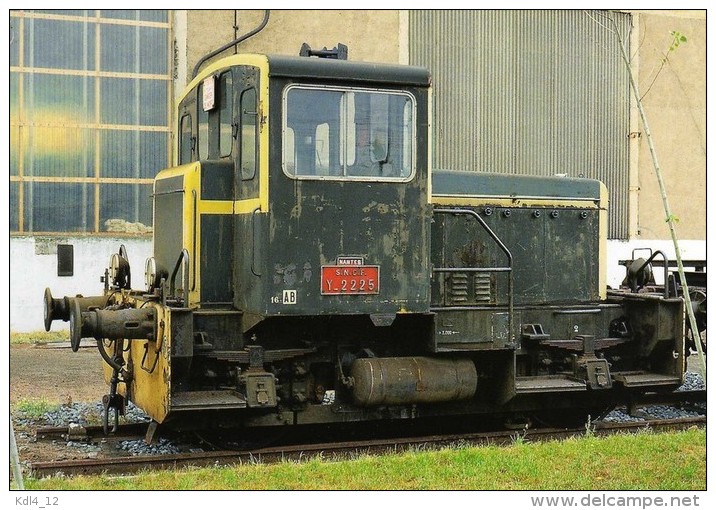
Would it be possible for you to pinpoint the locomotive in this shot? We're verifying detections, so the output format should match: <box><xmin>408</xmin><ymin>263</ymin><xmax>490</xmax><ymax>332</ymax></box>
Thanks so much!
<box><xmin>43</xmin><ymin>44</ymin><xmax>685</xmax><ymax>435</ymax></box>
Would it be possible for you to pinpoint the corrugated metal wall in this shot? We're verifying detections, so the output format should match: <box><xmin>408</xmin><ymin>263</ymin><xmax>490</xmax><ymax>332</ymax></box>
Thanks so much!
<box><xmin>410</xmin><ymin>10</ymin><xmax>630</xmax><ymax>239</ymax></box>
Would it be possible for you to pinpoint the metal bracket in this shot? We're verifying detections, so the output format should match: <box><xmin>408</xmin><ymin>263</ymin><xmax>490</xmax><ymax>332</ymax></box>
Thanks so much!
<box><xmin>521</xmin><ymin>324</ymin><xmax>550</xmax><ymax>341</ymax></box>
<box><xmin>572</xmin><ymin>357</ymin><xmax>612</xmax><ymax>389</ymax></box>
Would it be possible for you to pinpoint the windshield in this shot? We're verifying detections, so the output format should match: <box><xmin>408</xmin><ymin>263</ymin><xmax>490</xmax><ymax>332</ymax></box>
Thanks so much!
<box><xmin>282</xmin><ymin>85</ymin><xmax>415</xmax><ymax>181</ymax></box>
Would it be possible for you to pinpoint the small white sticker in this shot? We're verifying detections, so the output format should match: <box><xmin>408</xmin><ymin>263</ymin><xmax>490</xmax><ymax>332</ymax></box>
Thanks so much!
<box><xmin>203</xmin><ymin>76</ymin><xmax>216</xmax><ymax>111</ymax></box>
<box><xmin>282</xmin><ymin>290</ymin><xmax>297</xmax><ymax>305</ymax></box>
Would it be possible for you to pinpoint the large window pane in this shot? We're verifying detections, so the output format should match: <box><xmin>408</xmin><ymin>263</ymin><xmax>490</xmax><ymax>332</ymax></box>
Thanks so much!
<box><xmin>100</xmin><ymin>183</ymin><xmax>152</xmax><ymax>232</ymax></box>
<box><xmin>10</xmin><ymin>74</ymin><xmax>20</xmax><ymax>176</ymax></box>
<box><xmin>28</xmin><ymin>127</ymin><xmax>95</xmax><ymax>177</ymax></box>
<box><xmin>25</xmin><ymin>182</ymin><xmax>94</xmax><ymax>233</ymax></box>
<box><xmin>27</xmin><ymin>18</ymin><xmax>96</xmax><ymax>70</ymax></box>
<box><xmin>99</xmin><ymin>130</ymin><xmax>166</xmax><ymax>179</ymax></box>
<box><xmin>10</xmin><ymin>125</ymin><xmax>20</xmax><ymax>176</ymax></box>
<box><xmin>32</xmin><ymin>10</ymin><xmax>90</xmax><ymax>16</ymax></box>
<box><xmin>140</xmin><ymin>27</ymin><xmax>168</xmax><ymax>74</ymax></box>
<box><xmin>101</xmin><ymin>130</ymin><xmax>137</xmax><ymax>179</ymax></box>
<box><xmin>100</xmin><ymin>10</ymin><xmax>138</xmax><ymax>21</ymax></box>
<box><xmin>10</xmin><ymin>183</ymin><xmax>20</xmax><ymax>232</ymax></box>
<box><xmin>26</xmin><ymin>74</ymin><xmax>96</xmax><ymax>121</ymax></box>
<box><xmin>101</xmin><ymin>78</ymin><xmax>137</xmax><ymax>125</ymax></box>
<box><xmin>139</xmin><ymin>131</ymin><xmax>169</xmax><ymax>177</ymax></box>
<box><xmin>10</xmin><ymin>23</ymin><xmax>20</xmax><ymax>66</ymax></box>
<box><xmin>140</xmin><ymin>80</ymin><xmax>168</xmax><ymax>125</ymax></box>
<box><xmin>101</xmin><ymin>23</ymin><xmax>138</xmax><ymax>73</ymax></box>
<box><xmin>140</xmin><ymin>11</ymin><xmax>168</xmax><ymax>22</ymax></box>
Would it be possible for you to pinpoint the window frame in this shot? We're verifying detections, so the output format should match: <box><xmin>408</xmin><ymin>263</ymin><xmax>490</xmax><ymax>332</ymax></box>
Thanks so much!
<box><xmin>239</xmin><ymin>86</ymin><xmax>258</xmax><ymax>181</ymax></box>
<box><xmin>281</xmin><ymin>84</ymin><xmax>417</xmax><ymax>183</ymax></box>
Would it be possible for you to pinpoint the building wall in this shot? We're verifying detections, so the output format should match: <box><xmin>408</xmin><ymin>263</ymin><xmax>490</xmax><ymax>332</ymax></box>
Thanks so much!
<box><xmin>185</xmin><ymin>10</ymin><xmax>402</xmax><ymax>83</ymax></box>
<box><xmin>10</xmin><ymin>237</ymin><xmax>152</xmax><ymax>333</ymax></box>
<box><xmin>630</xmin><ymin>10</ymin><xmax>706</xmax><ymax>241</ymax></box>
<box><xmin>409</xmin><ymin>10</ymin><xmax>632</xmax><ymax>239</ymax></box>
<box><xmin>178</xmin><ymin>9</ymin><xmax>705</xmax><ymax>243</ymax></box>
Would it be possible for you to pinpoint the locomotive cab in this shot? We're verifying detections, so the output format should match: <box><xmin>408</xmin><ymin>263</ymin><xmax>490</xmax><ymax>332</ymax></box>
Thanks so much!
<box><xmin>160</xmin><ymin>54</ymin><xmax>433</xmax><ymax>321</ymax></box>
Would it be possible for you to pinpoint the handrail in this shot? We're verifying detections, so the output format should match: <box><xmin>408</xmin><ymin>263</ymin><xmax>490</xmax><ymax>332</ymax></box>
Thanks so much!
<box><xmin>170</xmin><ymin>248</ymin><xmax>191</xmax><ymax>304</ymax></box>
<box><xmin>635</xmin><ymin>250</ymin><xmax>670</xmax><ymax>298</ymax></box>
<box><xmin>432</xmin><ymin>208</ymin><xmax>514</xmax><ymax>342</ymax></box>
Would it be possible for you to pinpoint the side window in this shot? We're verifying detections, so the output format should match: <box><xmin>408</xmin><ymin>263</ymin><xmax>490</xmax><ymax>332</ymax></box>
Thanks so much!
<box><xmin>197</xmin><ymin>82</ymin><xmax>209</xmax><ymax>160</ymax></box>
<box><xmin>283</xmin><ymin>86</ymin><xmax>415</xmax><ymax>180</ymax></box>
<box><xmin>240</xmin><ymin>88</ymin><xmax>257</xmax><ymax>180</ymax></box>
<box><xmin>219</xmin><ymin>72</ymin><xmax>233</xmax><ymax>158</ymax></box>
<box><xmin>179</xmin><ymin>114</ymin><xmax>193</xmax><ymax>165</ymax></box>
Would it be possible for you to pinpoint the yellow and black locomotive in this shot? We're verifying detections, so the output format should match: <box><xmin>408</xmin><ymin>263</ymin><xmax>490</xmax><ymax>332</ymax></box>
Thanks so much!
<box><xmin>44</xmin><ymin>45</ymin><xmax>685</xmax><ymax>433</ymax></box>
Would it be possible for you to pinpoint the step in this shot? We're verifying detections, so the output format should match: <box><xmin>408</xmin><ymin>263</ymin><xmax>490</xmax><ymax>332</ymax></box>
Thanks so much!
<box><xmin>171</xmin><ymin>390</ymin><xmax>247</xmax><ymax>410</ymax></box>
<box><xmin>515</xmin><ymin>376</ymin><xmax>586</xmax><ymax>394</ymax></box>
<box><xmin>612</xmin><ymin>372</ymin><xmax>682</xmax><ymax>388</ymax></box>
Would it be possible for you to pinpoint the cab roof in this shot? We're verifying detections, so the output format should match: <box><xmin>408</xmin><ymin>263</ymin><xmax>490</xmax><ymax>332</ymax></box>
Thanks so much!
<box><xmin>267</xmin><ymin>54</ymin><xmax>432</xmax><ymax>87</ymax></box>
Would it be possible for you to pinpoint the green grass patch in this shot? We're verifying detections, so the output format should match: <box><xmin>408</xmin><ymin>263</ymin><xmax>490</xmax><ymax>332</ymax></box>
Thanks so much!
<box><xmin>11</xmin><ymin>330</ymin><xmax>68</xmax><ymax>344</ymax></box>
<box><xmin>21</xmin><ymin>428</ymin><xmax>705</xmax><ymax>491</ymax></box>
<box><xmin>12</xmin><ymin>398</ymin><xmax>57</xmax><ymax>419</ymax></box>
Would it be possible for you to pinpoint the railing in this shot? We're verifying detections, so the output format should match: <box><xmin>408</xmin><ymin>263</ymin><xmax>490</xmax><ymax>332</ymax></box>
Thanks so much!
<box><xmin>432</xmin><ymin>208</ymin><xmax>514</xmax><ymax>339</ymax></box>
<box><xmin>169</xmin><ymin>248</ymin><xmax>191</xmax><ymax>305</ymax></box>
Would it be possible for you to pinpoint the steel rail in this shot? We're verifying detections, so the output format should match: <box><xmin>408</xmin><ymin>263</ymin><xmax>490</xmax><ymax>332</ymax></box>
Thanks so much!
<box><xmin>27</xmin><ymin>415</ymin><xmax>705</xmax><ymax>478</ymax></box>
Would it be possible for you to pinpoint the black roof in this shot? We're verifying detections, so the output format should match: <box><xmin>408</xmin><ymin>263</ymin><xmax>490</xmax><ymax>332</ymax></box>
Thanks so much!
<box><xmin>267</xmin><ymin>54</ymin><xmax>431</xmax><ymax>87</ymax></box>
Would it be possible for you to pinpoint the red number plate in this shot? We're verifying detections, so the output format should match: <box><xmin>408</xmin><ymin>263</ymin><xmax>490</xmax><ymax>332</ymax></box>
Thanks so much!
<box><xmin>321</xmin><ymin>265</ymin><xmax>380</xmax><ymax>295</ymax></box>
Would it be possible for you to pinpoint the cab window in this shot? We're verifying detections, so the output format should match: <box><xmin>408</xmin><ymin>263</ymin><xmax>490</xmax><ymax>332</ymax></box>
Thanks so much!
<box><xmin>197</xmin><ymin>81</ymin><xmax>209</xmax><ymax>160</ymax></box>
<box><xmin>219</xmin><ymin>72</ymin><xmax>233</xmax><ymax>158</ymax></box>
<box><xmin>179</xmin><ymin>113</ymin><xmax>193</xmax><ymax>165</ymax></box>
<box><xmin>240</xmin><ymin>88</ymin><xmax>257</xmax><ymax>180</ymax></box>
<box><xmin>283</xmin><ymin>85</ymin><xmax>415</xmax><ymax>181</ymax></box>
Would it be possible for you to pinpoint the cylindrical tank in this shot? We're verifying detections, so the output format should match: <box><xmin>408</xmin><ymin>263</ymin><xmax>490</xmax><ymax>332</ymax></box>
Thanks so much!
<box><xmin>350</xmin><ymin>356</ymin><xmax>477</xmax><ymax>406</ymax></box>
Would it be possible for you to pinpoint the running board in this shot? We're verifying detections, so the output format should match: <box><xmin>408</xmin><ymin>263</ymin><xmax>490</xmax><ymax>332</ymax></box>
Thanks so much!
<box><xmin>515</xmin><ymin>376</ymin><xmax>586</xmax><ymax>394</ymax></box>
<box><xmin>515</xmin><ymin>372</ymin><xmax>682</xmax><ymax>394</ymax></box>
<box><xmin>171</xmin><ymin>390</ymin><xmax>247</xmax><ymax>411</ymax></box>
<box><xmin>612</xmin><ymin>373</ymin><xmax>682</xmax><ymax>388</ymax></box>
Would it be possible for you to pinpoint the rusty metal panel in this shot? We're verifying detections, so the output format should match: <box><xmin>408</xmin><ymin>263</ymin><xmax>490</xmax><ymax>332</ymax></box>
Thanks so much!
<box><xmin>410</xmin><ymin>10</ymin><xmax>630</xmax><ymax>239</ymax></box>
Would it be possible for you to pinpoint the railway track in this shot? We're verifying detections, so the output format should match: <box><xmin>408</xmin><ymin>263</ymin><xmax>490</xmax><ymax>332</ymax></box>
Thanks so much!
<box><xmin>27</xmin><ymin>414</ymin><xmax>706</xmax><ymax>479</ymax></box>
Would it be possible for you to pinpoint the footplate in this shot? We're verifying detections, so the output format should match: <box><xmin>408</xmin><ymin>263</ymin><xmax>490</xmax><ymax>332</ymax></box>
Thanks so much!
<box><xmin>612</xmin><ymin>372</ymin><xmax>682</xmax><ymax>388</ymax></box>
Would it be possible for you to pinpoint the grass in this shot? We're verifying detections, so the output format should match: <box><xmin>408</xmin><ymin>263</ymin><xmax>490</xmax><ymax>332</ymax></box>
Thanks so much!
<box><xmin>12</xmin><ymin>398</ymin><xmax>56</xmax><ymax>419</ymax></box>
<box><xmin>11</xmin><ymin>330</ymin><xmax>68</xmax><ymax>344</ymax></box>
<box><xmin>18</xmin><ymin>427</ymin><xmax>706</xmax><ymax>491</ymax></box>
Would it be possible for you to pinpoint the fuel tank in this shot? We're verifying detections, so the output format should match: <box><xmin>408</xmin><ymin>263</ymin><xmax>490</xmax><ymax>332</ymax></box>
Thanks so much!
<box><xmin>350</xmin><ymin>356</ymin><xmax>477</xmax><ymax>406</ymax></box>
